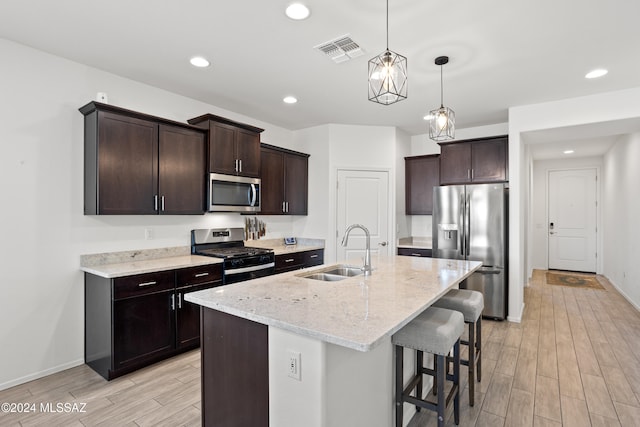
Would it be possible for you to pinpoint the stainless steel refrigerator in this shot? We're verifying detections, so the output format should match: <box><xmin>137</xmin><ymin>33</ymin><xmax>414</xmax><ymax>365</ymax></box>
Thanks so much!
<box><xmin>432</xmin><ymin>183</ymin><xmax>508</xmax><ymax>319</ymax></box>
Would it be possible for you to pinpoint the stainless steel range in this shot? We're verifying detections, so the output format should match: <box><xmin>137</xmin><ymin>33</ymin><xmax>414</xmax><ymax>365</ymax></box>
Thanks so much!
<box><xmin>191</xmin><ymin>228</ymin><xmax>275</xmax><ymax>284</ymax></box>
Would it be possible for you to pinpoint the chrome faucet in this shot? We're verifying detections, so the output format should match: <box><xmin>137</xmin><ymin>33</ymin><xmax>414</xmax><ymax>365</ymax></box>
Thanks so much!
<box><xmin>341</xmin><ymin>224</ymin><xmax>372</xmax><ymax>276</ymax></box>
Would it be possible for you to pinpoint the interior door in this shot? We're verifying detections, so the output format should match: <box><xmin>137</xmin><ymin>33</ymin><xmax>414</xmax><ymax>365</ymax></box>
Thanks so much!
<box><xmin>336</xmin><ymin>170</ymin><xmax>390</xmax><ymax>266</ymax></box>
<box><xmin>548</xmin><ymin>168</ymin><xmax>597</xmax><ymax>272</ymax></box>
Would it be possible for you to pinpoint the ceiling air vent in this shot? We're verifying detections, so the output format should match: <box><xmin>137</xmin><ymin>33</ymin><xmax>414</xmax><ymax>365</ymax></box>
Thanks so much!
<box><xmin>314</xmin><ymin>34</ymin><xmax>364</xmax><ymax>63</ymax></box>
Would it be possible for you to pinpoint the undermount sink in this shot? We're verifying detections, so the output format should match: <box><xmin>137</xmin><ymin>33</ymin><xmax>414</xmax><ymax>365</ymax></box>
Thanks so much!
<box><xmin>297</xmin><ymin>264</ymin><xmax>364</xmax><ymax>282</ymax></box>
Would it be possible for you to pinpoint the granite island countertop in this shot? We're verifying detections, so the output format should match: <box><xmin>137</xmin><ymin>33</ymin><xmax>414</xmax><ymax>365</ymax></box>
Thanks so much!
<box><xmin>185</xmin><ymin>256</ymin><xmax>481</xmax><ymax>352</ymax></box>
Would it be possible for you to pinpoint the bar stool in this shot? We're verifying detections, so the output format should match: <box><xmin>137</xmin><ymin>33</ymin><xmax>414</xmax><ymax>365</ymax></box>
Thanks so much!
<box><xmin>392</xmin><ymin>306</ymin><xmax>464</xmax><ymax>427</ymax></box>
<box><xmin>432</xmin><ymin>289</ymin><xmax>483</xmax><ymax>406</ymax></box>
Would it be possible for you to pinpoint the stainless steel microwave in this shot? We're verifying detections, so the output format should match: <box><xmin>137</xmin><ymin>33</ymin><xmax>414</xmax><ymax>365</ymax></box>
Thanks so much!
<box><xmin>208</xmin><ymin>173</ymin><xmax>261</xmax><ymax>212</ymax></box>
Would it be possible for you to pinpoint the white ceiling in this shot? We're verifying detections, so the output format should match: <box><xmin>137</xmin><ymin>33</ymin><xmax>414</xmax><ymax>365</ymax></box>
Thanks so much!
<box><xmin>2</xmin><ymin>0</ymin><xmax>640</xmax><ymax>138</ymax></box>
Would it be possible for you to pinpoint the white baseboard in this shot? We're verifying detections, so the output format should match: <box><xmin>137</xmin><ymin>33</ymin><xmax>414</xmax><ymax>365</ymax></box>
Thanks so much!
<box><xmin>605</xmin><ymin>277</ymin><xmax>640</xmax><ymax>312</ymax></box>
<box><xmin>507</xmin><ymin>302</ymin><xmax>524</xmax><ymax>323</ymax></box>
<box><xmin>0</xmin><ymin>358</ymin><xmax>85</xmax><ymax>391</ymax></box>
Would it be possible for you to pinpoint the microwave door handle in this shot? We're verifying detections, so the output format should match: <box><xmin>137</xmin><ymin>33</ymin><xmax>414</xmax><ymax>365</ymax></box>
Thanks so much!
<box><xmin>250</xmin><ymin>184</ymin><xmax>257</xmax><ymax>206</ymax></box>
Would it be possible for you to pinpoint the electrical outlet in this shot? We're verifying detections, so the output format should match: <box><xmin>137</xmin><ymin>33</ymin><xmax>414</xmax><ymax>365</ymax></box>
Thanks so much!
<box><xmin>144</xmin><ymin>228</ymin><xmax>154</xmax><ymax>240</ymax></box>
<box><xmin>287</xmin><ymin>350</ymin><xmax>301</xmax><ymax>381</ymax></box>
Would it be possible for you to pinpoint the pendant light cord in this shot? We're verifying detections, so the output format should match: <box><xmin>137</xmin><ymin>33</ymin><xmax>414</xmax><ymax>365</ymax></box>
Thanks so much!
<box><xmin>386</xmin><ymin>0</ymin><xmax>389</xmax><ymax>50</ymax></box>
<box><xmin>440</xmin><ymin>63</ymin><xmax>444</xmax><ymax>108</ymax></box>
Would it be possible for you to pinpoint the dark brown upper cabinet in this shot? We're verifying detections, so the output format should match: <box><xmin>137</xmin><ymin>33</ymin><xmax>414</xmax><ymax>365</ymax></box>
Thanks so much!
<box><xmin>80</xmin><ymin>102</ymin><xmax>206</xmax><ymax>215</ymax></box>
<box><xmin>438</xmin><ymin>136</ymin><xmax>508</xmax><ymax>185</ymax></box>
<box><xmin>260</xmin><ymin>144</ymin><xmax>309</xmax><ymax>215</ymax></box>
<box><xmin>188</xmin><ymin>114</ymin><xmax>264</xmax><ymax>178</ymax></box>
<box><xmin>405</xmin><ymin>154</ymin><xmax>440</xmax><ymax>215</ymax></box>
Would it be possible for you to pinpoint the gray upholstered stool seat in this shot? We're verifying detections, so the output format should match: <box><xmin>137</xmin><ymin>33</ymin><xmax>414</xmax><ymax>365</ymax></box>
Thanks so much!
<box><xmin>432</xmin><ymin>288</ymin><xmax>484</xmax><ymax>406</ymax></box>
<box><xmin>392</xmin><ymin>307</ymin><xmax>464</xmax><ymax>427</ymax></box>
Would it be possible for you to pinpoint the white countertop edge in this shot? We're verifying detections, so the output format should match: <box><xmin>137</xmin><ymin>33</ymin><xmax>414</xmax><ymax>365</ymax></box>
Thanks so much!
<box><xmin>81</xmin><ymin>255</ymin><xmax>222</xmax><ymax>279</ymax></box>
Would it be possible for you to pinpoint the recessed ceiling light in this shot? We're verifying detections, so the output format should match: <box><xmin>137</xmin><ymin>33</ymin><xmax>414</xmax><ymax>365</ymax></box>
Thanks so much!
<box><xmin>283</xmin><ymin>96</ymin><xmax>298</xmax><ymax>104</ymax></box>
<box><xmin>190</xmin><ymin>56</ymin><xmax>210</xmax><ymax>68</ymax></box>
<box><xmin>285</xmin><ymin>3</ymin><xmax>310</xmax><ymax>20</ymax></box>
<box><xmin>563</xmin><ymin>150</ymin><xmax>575</xmax><ymax>154</ymax></box>
<box><xmin>585</xmin><ymin>68</ymin><xmax>607</xmax><ymax>79</ymax></box>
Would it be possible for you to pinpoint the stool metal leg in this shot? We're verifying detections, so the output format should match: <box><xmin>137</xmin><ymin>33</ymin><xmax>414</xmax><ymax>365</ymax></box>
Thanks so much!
<box><xmin>476</xmin><ymin>317</ymin><xmax>482</xmax><ymax>383</ymax></box>
<box><xmin>416</xmin><ymin>350</ymin><xmax>423</xmax><ymax>411</ymax></box>
<box><xmin>453</xmin><ymin>339</ymin><xmax>460</xmax><ymax>425</ymax></box>
<box><xmin>436</xmin><ymin>354</ymin><xmax>445</xmax><ymax>427</ymax></box>
<box><xmin>468</xmin><ymin>322</ymin><xmax>475</xmax><ymax>406</ymax></box>
<box><xmin>395</xmin><ymin>345</ymin><xmax>403</xmax><ymax>427</ymax></box>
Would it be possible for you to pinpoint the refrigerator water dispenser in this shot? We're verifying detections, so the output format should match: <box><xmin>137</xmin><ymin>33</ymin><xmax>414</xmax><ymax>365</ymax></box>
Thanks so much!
<box><xmin>437</xmin><ymin>223</ymin><xmax>458</xmax><ymax>250</ymax></box>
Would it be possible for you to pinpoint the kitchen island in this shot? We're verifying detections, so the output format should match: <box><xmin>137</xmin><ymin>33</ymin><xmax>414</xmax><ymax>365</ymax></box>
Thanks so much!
<box><xmin>185</xmin><ymin>255</ymin><xmax>481</xmax><ymax>427</ymax></box>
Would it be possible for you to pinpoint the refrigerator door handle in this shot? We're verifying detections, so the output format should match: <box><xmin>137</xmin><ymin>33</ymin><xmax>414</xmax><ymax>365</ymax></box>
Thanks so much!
<box><xmin>476</xmin><ymin>266</ymin><xmax>502</xmax><ymax>274</ymax></box>
<box><xmin>459</xmin><ymin>193</ymin><xmax>465</xmax><ymax>257</ymax></box>
<box><xmin>466</xmin><ymin>194</ymin><xmax>471</xmax><ymax>257</ymax></box>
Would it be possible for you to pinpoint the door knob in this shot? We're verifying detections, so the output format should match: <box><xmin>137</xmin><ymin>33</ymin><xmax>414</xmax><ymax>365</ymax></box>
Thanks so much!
<box><xmin>378</xmin><ymin>241</ymin><xmax>388</xmax><ymax>247</ymax></box>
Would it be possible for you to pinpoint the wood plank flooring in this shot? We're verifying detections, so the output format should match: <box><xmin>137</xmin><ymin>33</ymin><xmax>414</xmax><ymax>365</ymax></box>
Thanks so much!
<box><xmin>408</xmin><ymin>270</ymin><xmax>640</xmax><ymax>427</ymax></box>
<box><xmin>1</xmin><ymin>270</ymin><xmax>638</xmax><ymax>426</ymax></box>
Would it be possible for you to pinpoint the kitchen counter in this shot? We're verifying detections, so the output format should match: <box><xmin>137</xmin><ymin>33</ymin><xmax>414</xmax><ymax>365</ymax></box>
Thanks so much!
<box><xmin>187</xmin><ymin>255</ymin><xmax>481</xmax><ymax>427</ymax></box>
<box><xmin>245</xmin><ymin>237</ymin><xmax>325</xmax><ymax>256</ymax></box>
<box><xmin>397</xmin><ymin>236</ymin><xmax>432</xmax><ymax>249</ymax></box>
<box><xmin>186</xmin><ymin>255</ymin><xmax>479</xmax><ymax>352</ymax></box>
<box><xmin>80</xmin><ymin>246</ymin><xmax>222</xmax><ymax>278</ymax></box>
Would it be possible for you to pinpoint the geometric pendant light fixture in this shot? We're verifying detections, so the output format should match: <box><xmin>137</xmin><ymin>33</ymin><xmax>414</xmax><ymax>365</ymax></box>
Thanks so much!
<box><xmin>429</xmin><ymin>55</ymin><xmax>455</xmax><ymax>141</ymax></box>
<box><xmin>368</xmin><ymin>0</ymin><xmax>407</xmax><ymax>105</ymax></box>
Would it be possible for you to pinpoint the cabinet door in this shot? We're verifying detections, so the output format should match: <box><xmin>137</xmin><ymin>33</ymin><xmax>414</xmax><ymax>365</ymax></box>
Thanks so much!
<box><xmin>158</xmin><ymin>124</ymin><xmax>206</xmax><ymax>214</ymax></box>
<box><xmin>209</xmin><ymin>123</ymin><xmax>237</xmax><ymax>175</ymax></box>
<box><xmin>303</xmin><ymin>249</ymin><xmax>324</xmax><ymax>267</ymax></box>
<box><xmin>113</xmin><ymin>290</ymin><xmax>175</xmax><ymax>370</ymax></box>
<box><xmin>176</xmin><ymin>282</ymin><xmax>218</xmax><ymax>350</ymax></box>
<box><xmin>284</xmin><ymin>153</ymin><xmax>308</xmax><ymax>215</ymax></box>
<box><xmin>405</xmin><ymin>155</ymin><xmax>439</xmax><ymax>215</ymax></box>
<box><xmin>471</xmin><ymin>139</ymin><xmax>507</xmax><ymax>182</ymax></box>
<box><xmin>97</xmin><ymin>111</ymin><xmax>158</xmax><ymax>214</ymax></box>
<box><xmin>397</xmin><ymin>247</ymin><xmax>432</xmax><ymax>257</ymax></box>
<box><xmin>439</xmin><ymin>143</ymin><xmax>471</xmax><ymax>185</ymax></box>
<box><xmin>260</xmin><ymin>148</ymin><xmax>285</xmax><ymax>214</ymax></box>
<box><xmin>236</xmin><ymin>129</ymin><xmax>261</xmax><ymax>178</ymax></box>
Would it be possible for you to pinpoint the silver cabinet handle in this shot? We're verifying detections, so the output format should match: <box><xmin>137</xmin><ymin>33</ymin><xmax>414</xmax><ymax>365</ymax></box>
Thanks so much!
<box><xmin>170</xmin><ymin>294</ymin><xmax>175</xmax><ymax>310</ymax></box>
<box><xmin>161</xmin><ymin>196</ymin><xmax>165</xmax><ymax>212</ymax></box>
<box><xmin>285</xmin><ymin>258</ymin><xmax>295</xmax><ymax>263</ymax></box>
<box><xmin>286</xmin><ymin>202</ymin><xmax>289</xmax><ymax>213</ymax></box>
<box><xmin>282</xmin><ymin>201</ymin><xmax>286</xmax><ymax>213</ymax></box>
<box><xmin>138</xmin><ymin>281</ymin><xmax>157</xmax><ymax>287</ymax></box>
<box><xmin>471</xmin><ymin>169</ymin><xmax>474</xmax><ymax>180</ymax></box>
<box><xmin>310</xmin><ymin>254</ymin><xmax>318</xmax><ymax>258</ymax></box>
<box><xmin>154</xmin><ymin>195</ymin><xmax>158</xmax><ymax>211</ymax></box>
<box><xmin>178</xmin><ymin>293</ymin><xmax>182</xmax><ymax>309</ymax></box>
<box><xmin>239</xmin><ymin>159</ymin><xmax>242</xmax><ymax>173</ymax></box>
<box><xmin>411</xmin><ymin>253</ymin><xmax>422</xmax><ymax>257</ymax></box>
<box><xmin>195</xmin><ymin>272</ymin><xmax>209</xmax><ymax>278</ymax></box>
<box><xmin>467</xmin><ymin>169</ymin><xmax>471</xmax><ymax>180</ymax></box>
<box><xmin>235</xmin><ymin>159</ymin><xmax>239</xmax><ymax>172</ymax></box>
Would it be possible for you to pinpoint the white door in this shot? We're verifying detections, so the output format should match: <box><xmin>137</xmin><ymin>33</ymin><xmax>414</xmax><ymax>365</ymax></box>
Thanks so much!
<box><xmin>336</xmin><ymin>170</ymin><xmax>390</xmax><ymax>266</ymax></box>
<box><xmin>548</xmin><ymin>168</ymin><xmax>597</xmax><ymax>272</ymax></box>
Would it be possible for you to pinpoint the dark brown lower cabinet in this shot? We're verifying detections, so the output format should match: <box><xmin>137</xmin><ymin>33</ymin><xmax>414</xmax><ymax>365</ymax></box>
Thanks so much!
<box><xmin>397</xmin><ymin>247</ymin><xmax>432</xmax><ymax>257</ymax></box>
<box><xmin>201</xmin><ymin>308</ymin><xmax>268</xmax><ymax>427</ymax></box>
<box><xmin>85</xmin><ymin>264</ymin><xmax>222</xmax><ymax>380</ymax></box>
<box><xmin>274</xmin><ymin>248</ymin><xmax>324</xmax><ymax>273</ymax></box>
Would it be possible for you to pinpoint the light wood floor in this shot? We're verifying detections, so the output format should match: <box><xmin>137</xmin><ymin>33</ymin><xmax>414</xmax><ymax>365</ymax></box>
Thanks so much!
<box><xmin>1</xmin><ymin>270</ymin><xmax>639</xmax><ymax>426</ymax></box>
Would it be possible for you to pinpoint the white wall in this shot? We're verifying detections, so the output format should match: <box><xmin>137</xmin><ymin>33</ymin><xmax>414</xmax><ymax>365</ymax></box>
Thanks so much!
<box><xmin>602</xmin><ymin>137</ymin><xmax>640</xmax><ymax>309</ymax></box>
<box><xmin>0</xmin><ymin>38</ymin><xmax>300</xmax><ymax>390</ymax></box>
<box><xmin>530</xmin><ymin>156</ymin><xmax>603</xmax><ymax>274</ymax></box>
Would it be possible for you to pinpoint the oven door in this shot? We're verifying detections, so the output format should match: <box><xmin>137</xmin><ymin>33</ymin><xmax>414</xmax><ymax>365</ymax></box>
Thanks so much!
<box><xmin>224</xmin><ymin>255</ymin><xmax>275</xmax><ymax>284</ymax></box>
<box><xmin>209</xmin><ymin>173</ymin><xmax>261</xmax><ymax>212</ymax></box>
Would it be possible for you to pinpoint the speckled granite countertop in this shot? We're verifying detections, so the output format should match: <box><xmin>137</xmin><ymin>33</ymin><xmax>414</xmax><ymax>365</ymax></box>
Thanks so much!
<box><xmin>397</xmin><ymin>237</ymin><xmax>432</xmax><ymax>249</ymax></box>
<box><xmin>185</xmin><ymin>256</ymin><xmax>481</xmax><ymax>352</ymax></box>
<box><xmin>80</xmin><ymin>246</ymin><xmax>223</xmax><ymax>279</ymax></box>
<box><xmin>80</xmin><ymin>240</ymin><xmax>325</xmax><ymax>279</ymax></box>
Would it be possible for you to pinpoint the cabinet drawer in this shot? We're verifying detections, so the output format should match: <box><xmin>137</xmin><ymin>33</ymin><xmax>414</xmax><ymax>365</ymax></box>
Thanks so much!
<box><xmin>114</xmin><ymin>271</ymin><xmax>175</xmax><ymax>300</ymax></box>
<box><xmin>176</xmin><ymin>263</ymin><xmax>223</xmax><ymax>288</ymax></box>
<box><xmin>397</xmin><ymin>248</ymin><xmax>432</xmax><ymax>258</ymax></box>
<box><xmin>275</xmin><ymin>252</ymin><xmax>305</xmax><ymax>272</ymax></box>
<box><xmin>303</xmin><ymin>249</ymin><xmax>324</xmax><ymax>267</ymax></box>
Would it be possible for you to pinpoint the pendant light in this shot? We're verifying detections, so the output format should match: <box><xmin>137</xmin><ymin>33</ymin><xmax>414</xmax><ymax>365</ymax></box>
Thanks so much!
<box><xmin>429</xmin><ymin>56</ymin><xmax>455</xmax><ymax>141</ymax></box>
<box><xmin>368</xmin><ymin>0</ymin><xmax>407</xmax><ymax>105</ymax></box>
